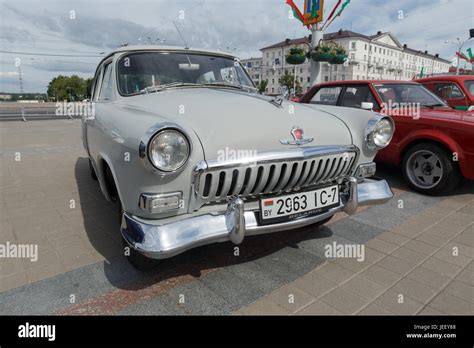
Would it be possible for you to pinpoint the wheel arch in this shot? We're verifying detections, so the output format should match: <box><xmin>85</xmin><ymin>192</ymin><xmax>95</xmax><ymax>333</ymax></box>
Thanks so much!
<box><xmin>97</xmin><ymin>155</ymin><xmax>123</xmax><ymax>204</ymax></box>
<box><xmin>399</xmin><ymin>131</ymin><xmax>464</xmax><ymax>166</ymax></box>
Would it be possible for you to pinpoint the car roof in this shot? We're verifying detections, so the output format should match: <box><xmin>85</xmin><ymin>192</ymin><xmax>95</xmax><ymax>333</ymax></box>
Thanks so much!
<box><xmin>415</xmin><ymin>75</ymin><xmax>474</xmax><ymax>83</ymax></box>
<box><xmin>315</xmin><ymin>80</ymin><xmax>419</xmax><ymax>87</ymax></box>
<box><xmin>97</xmin><ymin>45</ymin><xmax>237</xmax><ymax>68</ymax></box>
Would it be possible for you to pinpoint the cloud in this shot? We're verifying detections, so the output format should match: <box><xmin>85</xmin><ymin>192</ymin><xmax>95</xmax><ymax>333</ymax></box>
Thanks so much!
<box><xmin>0</xmin><ymin>0</ymin><xmax>472</xmax><ymax>92</ymax></box>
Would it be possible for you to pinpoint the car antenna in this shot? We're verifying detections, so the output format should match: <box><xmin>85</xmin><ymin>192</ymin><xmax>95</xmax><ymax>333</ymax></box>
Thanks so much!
<box><xmin>172</xmin><ymin>21</ymin><xmax>194</xmax><ymax>66</ymax></box>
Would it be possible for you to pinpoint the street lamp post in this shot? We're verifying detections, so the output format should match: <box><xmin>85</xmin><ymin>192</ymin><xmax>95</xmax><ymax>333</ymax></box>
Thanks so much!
<box><xmin>309</xmin><ymin>24</ymin><xmax>324</xmax><ymax>86</ymax></box>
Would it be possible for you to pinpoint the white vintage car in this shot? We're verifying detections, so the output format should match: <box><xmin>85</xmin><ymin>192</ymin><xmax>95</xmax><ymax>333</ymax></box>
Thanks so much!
<box><xmin>82</xmin><ymin>45</ymin><xmax>394</xmax><ymax>269</ymax></box>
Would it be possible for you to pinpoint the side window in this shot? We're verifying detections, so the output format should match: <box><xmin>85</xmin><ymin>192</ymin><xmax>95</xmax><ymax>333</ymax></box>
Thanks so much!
<box><xmin>98</xmin><ymin>63</ymin><xmax>113</xmax><ymax>101</ymax></box>
<box><xmin>450</xmin><ymin>84</ymin><xmax>463</xmax><ymax>99</ymax></box>
<box><xmin>310</xmin><ymin>86</ymin><xmax>343</xmax><ymax>105</ymax></box>
<box><xmin>339</xmin><ymin>85</ymin><xmax>377</xmax><ymax>109</ymax></box>
<box><xmin>92</xmin><ymin>70</ymin><xmax>102</xmax><ymax>101</ymax></box>
<box><xmin>433</xmin><ymin>83</ymin><xmax>464</xmax><ymax>100</ymax></box>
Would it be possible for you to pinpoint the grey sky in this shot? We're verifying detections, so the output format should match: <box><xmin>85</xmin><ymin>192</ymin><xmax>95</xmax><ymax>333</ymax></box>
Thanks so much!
<box><xmin>1</xmin><ymin>0</ymin><xmax>473</xmax><ymax>92</ymax></box>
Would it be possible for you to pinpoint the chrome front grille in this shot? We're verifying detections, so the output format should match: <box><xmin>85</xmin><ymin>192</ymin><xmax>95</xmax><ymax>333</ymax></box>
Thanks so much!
<box><xmin>192</xmin><ymin>146</ymin><xmax>358</xmax><ymax>208</ymax></box>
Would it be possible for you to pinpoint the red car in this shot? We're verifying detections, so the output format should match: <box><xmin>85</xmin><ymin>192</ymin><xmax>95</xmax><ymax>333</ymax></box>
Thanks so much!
<box><xmin>299</xmin><ymin>80</ymin><xmax>474</xmax><ymax>195</ymax></box>
<box><xmin>416</xmin><ymin>75</ymin><xmax>474</xmax><ymax>111</ymax></box>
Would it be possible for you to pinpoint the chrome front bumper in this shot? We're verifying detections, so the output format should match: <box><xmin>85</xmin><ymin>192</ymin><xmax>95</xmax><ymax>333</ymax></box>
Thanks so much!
<box><xmin>121</xmin><ymin>178</ymin><xmax>393</xmax><ymax>260</ymax></box>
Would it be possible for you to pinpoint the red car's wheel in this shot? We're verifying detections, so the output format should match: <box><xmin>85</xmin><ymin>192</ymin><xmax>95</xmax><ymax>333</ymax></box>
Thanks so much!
<box><xmin>402</xmin><ymin>143</ymin><xmax>462</xmax><ymax>195</ymax></box>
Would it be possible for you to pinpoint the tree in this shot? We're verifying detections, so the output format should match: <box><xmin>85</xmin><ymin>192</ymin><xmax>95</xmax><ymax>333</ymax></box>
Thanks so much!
<box><xmin>257</xmin><ymin>80</ymin><xmax>268</xmax><ymax>94</ymax></box>
<box><xmin>279</xmin><ymin>72</ymin><xmax>302</xmax><ymax>97</ymax></box>
<box><xmin>85</xmin><ymin>78</ymin><xmax>94</xmax><ymax>98</ymax></box>
<box><xmin>47</xmin><ymin>75</ymin><xmax>89</xmax><ymax>102</ymax></box>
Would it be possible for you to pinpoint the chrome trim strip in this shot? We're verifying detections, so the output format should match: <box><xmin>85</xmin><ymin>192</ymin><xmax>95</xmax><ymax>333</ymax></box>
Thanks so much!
<box><xmin>204</xmin><ymin>145</ymin><xmax>359</xmax><ymax>170</ymax></box>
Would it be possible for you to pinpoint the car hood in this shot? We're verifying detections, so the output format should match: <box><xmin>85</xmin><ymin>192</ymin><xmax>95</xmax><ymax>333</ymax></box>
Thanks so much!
<box><xmin>417</xmin><ymin>108</ymin><xmax>474</xmax><ymax>124</ymax></box>
<box><xmin>118</xmin><ymin>88</ymin><xmax>353</xmax><ymax>160</ymax></box>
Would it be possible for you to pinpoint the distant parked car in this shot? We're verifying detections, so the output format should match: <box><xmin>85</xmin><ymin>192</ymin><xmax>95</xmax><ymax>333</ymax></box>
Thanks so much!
<box><xmin>82</xmin><ymin>46</ymin><xmax>394</xmax><ymax>269</ymax></box>
<box><xmin>299</xmin><ymin>80</ymin><xmax>474</xmax><ymax>195</ymax></box>
<box><xmin>415</xmin><ymin>75</ymin><xmax>474</xmax><ymax>111</ymax></box>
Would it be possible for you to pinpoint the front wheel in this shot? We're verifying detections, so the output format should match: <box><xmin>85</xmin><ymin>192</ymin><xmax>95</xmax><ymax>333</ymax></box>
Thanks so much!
<box><xmin>402</xmin><ymin>143</ymin><xmax>462</xmax><ymax>195</ymax></box>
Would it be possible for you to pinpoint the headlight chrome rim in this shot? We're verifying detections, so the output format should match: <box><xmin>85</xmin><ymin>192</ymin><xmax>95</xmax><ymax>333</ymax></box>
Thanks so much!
<box><xmin>147</xmin><ymin>129</ymin><xmax>190</xmax><ymax>172</ymax></box>
<box><xmin>366</xmin><ymin>116</ymin><xmax>395</xmax><ymax>150</ymax></box>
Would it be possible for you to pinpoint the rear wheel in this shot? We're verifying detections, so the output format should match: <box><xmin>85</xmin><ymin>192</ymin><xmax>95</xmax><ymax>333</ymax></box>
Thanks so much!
<box><xmin>402</xmin><ymin>143</ymin><xmax>462</xmax><ymax>195</ymax></box>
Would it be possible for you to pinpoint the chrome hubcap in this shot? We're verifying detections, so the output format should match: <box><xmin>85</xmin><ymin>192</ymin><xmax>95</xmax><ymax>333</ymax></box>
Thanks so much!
<box><xmin>406</xmin><ymin>150</ymin><xmax>443</xmax><ymax>189</ymax></box>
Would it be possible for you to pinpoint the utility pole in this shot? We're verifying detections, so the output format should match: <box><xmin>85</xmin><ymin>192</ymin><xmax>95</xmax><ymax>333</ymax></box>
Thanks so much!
<box><xmin>18</xmin><ymin>65</ymin><xmax>23</xmax><ymax>94</ymax></box>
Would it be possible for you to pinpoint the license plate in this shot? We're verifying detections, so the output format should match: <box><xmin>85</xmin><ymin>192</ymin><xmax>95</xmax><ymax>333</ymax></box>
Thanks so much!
<box><xmin>260</xmin><ymin>185</ymin><xmax>340</xmax><ymax>223</ymax></box>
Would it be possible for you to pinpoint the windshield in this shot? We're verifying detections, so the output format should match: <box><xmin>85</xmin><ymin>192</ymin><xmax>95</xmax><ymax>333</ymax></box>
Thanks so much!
<box><xmin>374</xmin><ymin>83</ymin><xmax>447</xmax><ymax>107</ymax></box>
<box><xmin>117</xmin><ymin>52</ymin><xmax>254</xmax><ymax>96</ymax></box>
<box><xmin>464</xmin><ymin>80</ymin><xmax>474</xmax><ymax>97</ymax></box>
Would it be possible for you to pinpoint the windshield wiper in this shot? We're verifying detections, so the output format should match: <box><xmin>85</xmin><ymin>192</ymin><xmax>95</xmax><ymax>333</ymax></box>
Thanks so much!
<box><xmin>138</xmin><ymin>82</ymin><xmax>200</xmax><ymax>95</ymax></box>
<box><xmin>202</xmin><ymin>82</ymin><xmax>243</xmax><ymax>90</ymax></box>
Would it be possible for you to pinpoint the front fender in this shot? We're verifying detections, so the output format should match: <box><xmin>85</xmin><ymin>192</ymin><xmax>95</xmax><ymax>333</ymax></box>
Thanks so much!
<box><xmin>398</xmin><ymin>129</ymin><xmax>465</xmax><ymax>163</ymax></box>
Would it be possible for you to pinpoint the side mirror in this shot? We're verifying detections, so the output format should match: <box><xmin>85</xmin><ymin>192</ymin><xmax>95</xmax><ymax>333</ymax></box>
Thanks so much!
<box><xmin>361</xmin><ymin>102</ymin><xmax>374</xmax><ymax>110</ymax></box>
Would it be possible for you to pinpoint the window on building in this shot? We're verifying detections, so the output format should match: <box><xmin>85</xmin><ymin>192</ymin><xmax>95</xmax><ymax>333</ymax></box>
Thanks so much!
<box><xmin>342</xmin><ymin>75</ymin><xmax>345</xmax><ymax>80</ymax></box>
<box><xmin>351</xmin><ymin>42</ymin><xmax>356</xmax><ymax>49</ymax></box>
<box><xmin>365</xmin><ymin>44</ymin><xmax>367</xmax><ymax>50</ymax></box>
<box><xmin>324</xmin><ymin>76</ymin><xmax>329</xmax><ymax>82</ymax></box>
<box><xmin>266</xmin><ymin>52</ymin><xmax>269</xmax><ymax>58</ymax></box>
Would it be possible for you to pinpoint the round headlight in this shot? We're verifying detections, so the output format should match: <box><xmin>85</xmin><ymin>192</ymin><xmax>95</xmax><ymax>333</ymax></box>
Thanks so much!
<box><xmin>148</xmin><ymin>130</ymin><xmax>190</xmax><ymax>172</ymax></box>
<box><xmin>367</xmin><ymin>117</ymin><xmax>395</xmax><ymax>149</ymax></box>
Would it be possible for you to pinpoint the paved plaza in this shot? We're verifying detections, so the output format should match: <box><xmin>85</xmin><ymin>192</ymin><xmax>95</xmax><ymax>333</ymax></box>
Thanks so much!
<box><xmin>0</xmin><ymin>119</ymin><xmax>472</xmax><ymax>315</ymax></box>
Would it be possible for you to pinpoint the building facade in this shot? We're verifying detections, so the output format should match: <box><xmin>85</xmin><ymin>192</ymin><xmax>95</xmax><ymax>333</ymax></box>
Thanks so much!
<box><xmin>241</xmin><ymin>57</ymin><xmax>263</xmax><ymax>86</ymax></box>
<box><xmin>260</xmin><ymin>30</ymin><xmax>452</xmax><ymax>95</ymax></box>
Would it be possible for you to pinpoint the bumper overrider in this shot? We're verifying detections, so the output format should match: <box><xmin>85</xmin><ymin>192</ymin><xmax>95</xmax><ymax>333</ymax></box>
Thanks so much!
<box><xmin>121</xmin><ymin>177</ymin><xmax>393</xmax><ymax>260</ymax></box>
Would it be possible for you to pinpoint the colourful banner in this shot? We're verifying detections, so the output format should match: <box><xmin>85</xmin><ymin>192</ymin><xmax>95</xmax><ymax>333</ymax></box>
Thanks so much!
<box><xmin>303</xmin><ymin>0</ymin><xmax>324</xmax><ymax>25</ymax></box>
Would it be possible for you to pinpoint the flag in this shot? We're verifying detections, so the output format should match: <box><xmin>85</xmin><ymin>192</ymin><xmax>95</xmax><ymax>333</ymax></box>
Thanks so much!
<box><xmin>264</xmin><ymin>200</ymin><xmax>274</xmax><ymax>207</ymax></box>
<box><xmin>323</xmin><ymin>0</ymin><xmax>350</xmax><ymax>30</ymax></box>
<box><xmin>456</xmin><ymin>52</ymin><xmax>469</xmax><ymax>61</ymax></box>
<box><xmin>419</xmin><ymin>66</ymin><xmax>424</xmax><ymax>78</ymax></box>
<box><xmin>467</xmin><ymin>48</ymin><xmax>474</xmax><ymax>63</ymax></box>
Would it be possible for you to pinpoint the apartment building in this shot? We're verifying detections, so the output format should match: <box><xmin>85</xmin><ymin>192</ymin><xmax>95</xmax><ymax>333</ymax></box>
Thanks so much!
<box><xmin>260</xmin><ymin>30</ymin><xmax>452</xmax><ymax>95</ymax></box>
<box><xmin>241</xmin><ymin>57</ymin><xmax>263</xmax><ymax>86</ymax></box>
